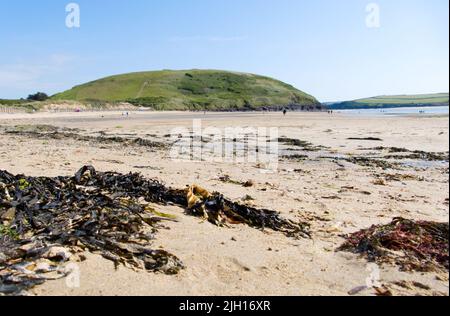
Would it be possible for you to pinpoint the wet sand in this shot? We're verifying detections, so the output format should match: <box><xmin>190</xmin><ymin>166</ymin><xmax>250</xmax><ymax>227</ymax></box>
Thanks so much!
<box><xmin>0</xmin><ymin>111</ymin><xmax>448</xmax><ymax>296</ymax></box>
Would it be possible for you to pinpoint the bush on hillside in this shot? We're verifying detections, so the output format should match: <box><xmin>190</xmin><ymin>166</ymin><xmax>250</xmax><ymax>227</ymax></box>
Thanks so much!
<box><xmin>27</xmin><ymin>92</ymin><xmax>49</xmax><ymax>102</ymax></box>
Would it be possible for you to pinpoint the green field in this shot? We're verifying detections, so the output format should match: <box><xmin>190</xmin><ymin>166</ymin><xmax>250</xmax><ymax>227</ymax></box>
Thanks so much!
<box><xmin>329</xmin><ymin>93</ymin><xmax>449</xmax><ymax>110</ymax></box>
<box><xmin>52</xmin><ymin>70</ymin><xmax>320</xmax><ymax>111</ymax></box>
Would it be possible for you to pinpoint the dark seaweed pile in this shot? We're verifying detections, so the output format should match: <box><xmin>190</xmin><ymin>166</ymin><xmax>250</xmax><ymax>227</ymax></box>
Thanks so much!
<box><xmin>384</xmin><ymin>152</ymin><xmax>449</xmax><ymax>162</ymax></box>
<box><xmin>322</xmin><ymin>156</ymin><xmax>401</xmax><ymax>170</ymax></box>
<box><xmin>347</xmin><ymin>137</ymin><xmax>383</xmax><ymax>141</ymax></box>
<box><xmin>1</xmin><ymin>166</ymin><xmax>309</xmax><ymax>294</ymax></box>
<box><xmin>277</xmin><ymin>137</ymin><xmax>327</xmax><ymax>152</ymax></box>
<box><xmin>360</xmin><ymin>147</ymin><xmax>449</xmax><ymax>162</ymax></box>
<box><xmin>70</xmin><ymin>167</ymin><xmax>309</xmax><ymax>238</ymax></box>
<box><xmin>3</xmin><ymin>125</ymin><xmax>166</xmax><ymax>150</ymax></box>
<box><xmin>0</xmin><ymin>166</ymin><xmax>186</xmax><ymax>294</ymax></box>
<box><xmin>338</xmin><ymin>218</ymin><xmax>449</xmax><ymax>272</ymax></box>
<box><xmin>189</xmin><ymin>192</ymin><xmax>310</xmax><ymax>238</ymax></box>
<box><xmin>348</xmin><ymin>157</ymin><xmax>401</xmax><ymax>169</ymax></box>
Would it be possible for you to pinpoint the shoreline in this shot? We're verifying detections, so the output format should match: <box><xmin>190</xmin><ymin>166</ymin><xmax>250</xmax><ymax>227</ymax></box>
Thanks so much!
<box><xmin>0</xmin><ymin>107</ymin><xmax>448</xmax><ymax>121</ymax></box>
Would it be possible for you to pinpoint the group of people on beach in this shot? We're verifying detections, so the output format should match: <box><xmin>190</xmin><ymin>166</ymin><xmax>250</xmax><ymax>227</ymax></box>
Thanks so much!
<box><xmin>281</xmin><ymin>109</ymin><xmax>334</xmax><ymax>116</ymax></box>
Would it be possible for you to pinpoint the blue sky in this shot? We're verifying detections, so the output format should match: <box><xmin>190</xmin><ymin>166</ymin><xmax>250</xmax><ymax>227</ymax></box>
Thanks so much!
<box><xmin>0</xmin><ymin>0</ymin><xmax>448</xmax><ymax>101</ymax></box>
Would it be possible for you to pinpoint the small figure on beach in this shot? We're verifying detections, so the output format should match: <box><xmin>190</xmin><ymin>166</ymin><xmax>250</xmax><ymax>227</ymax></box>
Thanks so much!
<box><xmin>283</xmin><ymin>109</ymin><xmax>287</xmax><ymax>116</ymax></box>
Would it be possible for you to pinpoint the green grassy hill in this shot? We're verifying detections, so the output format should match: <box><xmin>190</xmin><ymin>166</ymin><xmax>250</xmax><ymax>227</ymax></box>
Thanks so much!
<box><xmin>52</xmin><ymin>70</ymin><xmax>321</xmax><ymax>111</ymax></box>
<box><xmin>329</xmin><ymin>93</ymin><xmax>449</xmax><ymax>110</ymax></box>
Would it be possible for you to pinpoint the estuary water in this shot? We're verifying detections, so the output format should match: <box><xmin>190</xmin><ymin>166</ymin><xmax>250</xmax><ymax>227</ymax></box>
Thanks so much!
<box><xmin>339</xmin><ymin>106</ymin><xmax>449</xmax><ymax>116</ymax></box>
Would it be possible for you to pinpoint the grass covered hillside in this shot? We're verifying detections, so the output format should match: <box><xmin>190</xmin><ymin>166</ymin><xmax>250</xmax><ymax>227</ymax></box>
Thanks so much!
<box><xmin>0</xmin><ymin>99</ymin><xmax>38</xmax><ymax>112</ymax></box>
<box><xmin>52</xmin><ymin>70</ymin><xmax>321</xmax><ymax>111</ymax></box>
<box><xmin>329</xmin><ymin>93</ymin><xmax>449</xmax><ymax>110</ymax></box>
<box><xmin>0</xmin><ymin>99</ymin><xmax>28</xmax><ymax>106</ymax></box>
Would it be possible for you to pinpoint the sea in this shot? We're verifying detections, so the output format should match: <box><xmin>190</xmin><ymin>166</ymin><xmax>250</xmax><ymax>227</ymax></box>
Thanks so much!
<box><xmin>338</xmin><ymin>106</ymin><xmax>449</xmax><ymax>116</ymax></box>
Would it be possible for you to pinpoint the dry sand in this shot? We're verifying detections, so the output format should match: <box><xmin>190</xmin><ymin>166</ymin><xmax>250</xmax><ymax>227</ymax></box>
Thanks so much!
<box><xmin>0</xmin><ymin>111</ymin><xmax>448</xmax><ymax>296</ymax></box>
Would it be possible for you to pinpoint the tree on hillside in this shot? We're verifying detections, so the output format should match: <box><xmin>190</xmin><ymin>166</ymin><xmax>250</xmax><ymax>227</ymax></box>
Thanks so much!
<box><xmin>27</xmin><ymin>92</ymin><xmax>49</xmax><ymax>101</ymax></box>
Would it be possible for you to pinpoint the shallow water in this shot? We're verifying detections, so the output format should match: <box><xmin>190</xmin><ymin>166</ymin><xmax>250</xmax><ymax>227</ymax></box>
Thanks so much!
<box><xmin>400</xmin><ymin>159</ymin><xmax>449</xmax><ymax>169</ymax></box>
<box><xmin>339</xmin><ymin>106</ymin><xmax>449</xmax><ymax>117</ymax></box>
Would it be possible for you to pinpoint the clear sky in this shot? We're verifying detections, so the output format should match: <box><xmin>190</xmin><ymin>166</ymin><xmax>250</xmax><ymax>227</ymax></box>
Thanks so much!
<box><xmin>0</xmin><ymin>0</ymin><xmax>448</xmax><ymax>101</ymax></box>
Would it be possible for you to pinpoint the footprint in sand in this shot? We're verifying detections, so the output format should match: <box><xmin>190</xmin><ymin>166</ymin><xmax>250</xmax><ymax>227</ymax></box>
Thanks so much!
<box><xmin>214</xmin><ymin>258</ymin><xmax>254</xmax><ymax>284</ymax></box>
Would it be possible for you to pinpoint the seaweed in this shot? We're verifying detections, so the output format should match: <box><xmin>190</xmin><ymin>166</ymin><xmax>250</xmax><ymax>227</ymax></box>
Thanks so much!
<box><xmin>0</xmin><ymin>225</ymin><xmax>19</xmax><ymax>240</ymax></box>
<box><xmin>277</xmin><ymin>137</ymin><xmax>327</xmax><ymax>152</ymax></box>
<box><xmin>282</xmin><ymin>154</ymin><xmax>309</xmax><ymax>161</ymax></box>
<box><xmin>345</xmin><ymin>157</ymin><xmax>401</xmax><ymax>169</ymax></box>
<box><xmin>360</xmin><ymin>146</ymin><xmax>410</xmax><ymax>153</ymax></box>
<box><xmin>360</xmin><ymin>147</ymin><xmax>449</xmax><ymax>162</ymax></box>
<box><xmin>185</xmin><ymin>184</ymin><xmax>309</xmax><ymax>238</ymax></box>
<box><xmin>338</xmin><ymin>218</ymin><xmax>449</xmax><ymax>272</ymax></box>
<box><xmin>384</xmin><ymin>152</ymin><xmax>449</xmax><ymax>162</ymax></box>
<box><xmin>0</xmin><ymin>167</ymin><xmax>184</xmax><ymax>294</ymax></box>
<box><xmin>374</xmin><ymin>173</ymin><xmax>423</xmax><ymax>183</ymax></box>
<box><xmin>321</xmin><ymin>156</ymin><xmax>401</xmax><ymax>170</ymax></box>
<box><xmin>218</xmin><ymin>175</ymin><xmax>254</xmax><ymax>187</ymax></box>
<box><xmin>2</xmin><ymin>125</ymin><xmax>166</xmax><ymax>150</ymax></box>
<box><xmin>1</xmin><ymin>166</ymin><xmax>309</xmax><ymax>294</ymax></box>
<box><xmin>347</xmin><ymin>137</ymin><xmax>383</xmax><ymax>141</ymax></box>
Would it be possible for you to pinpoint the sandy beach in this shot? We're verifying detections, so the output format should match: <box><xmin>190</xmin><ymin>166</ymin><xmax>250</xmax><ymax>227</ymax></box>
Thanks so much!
<box><xmin>0</xmin><ymin>111</ymin><xmax>448</xmax><ymax>296</ymax></box>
